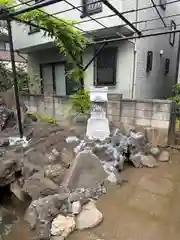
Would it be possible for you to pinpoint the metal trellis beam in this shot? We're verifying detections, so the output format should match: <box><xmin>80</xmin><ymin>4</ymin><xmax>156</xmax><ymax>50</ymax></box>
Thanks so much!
<box><xmin>0</xmin><ymin>0</ymin><xmax>64</xmax><ymax>20</ymax></box>
<box><xmin>17</xmin><ymin>0</ymin><xmax>96</xmax><ymax>38</ymax></box>
<box><xmin>150</xmin><ymin>0</ymin><xmax>166</xmax><ymax>27</ymax></box>
<box><xmin>94</xmin><ymin>28</ymin><xmax>180</xmax><ymax>44</ymax></box>
<box><xmin>83</xmin><ymin>42</ymin><xmax>107</xmax><ymax>71</ymax></box>
<box><xmin>7</xmin><ymin>19</ymin><xmax>23</xmax><ymax>138</ymax></box>
<box><xmin>64</xmin><ymin>0</ymin><xmax>108</xmax><ymax>29</ymax></box>
<box><xmin>101</xmin><ymin>0</ymin><xmax>141</xmax><ymax>35</ymax></box>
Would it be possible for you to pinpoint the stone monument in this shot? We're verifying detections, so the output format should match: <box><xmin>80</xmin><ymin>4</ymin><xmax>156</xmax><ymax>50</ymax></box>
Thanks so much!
<box><xmin>86</xmin><ymin>87</ymin><xmax>110</xmax><ymax>141</ymax></box>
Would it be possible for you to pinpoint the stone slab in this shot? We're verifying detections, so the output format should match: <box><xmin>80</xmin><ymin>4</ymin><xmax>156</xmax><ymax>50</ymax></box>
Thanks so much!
<box><xmin>63</xmin><ymin>152</ymin><xmax>107</xmax><ymax>190</ymax></box>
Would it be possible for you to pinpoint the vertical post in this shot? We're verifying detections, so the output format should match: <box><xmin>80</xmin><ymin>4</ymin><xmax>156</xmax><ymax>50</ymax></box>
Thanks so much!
<box><xmin>7</xmin><ymin>19</ymin><xmax>23</xmax><ymax>138</ymax></box>
<box><xmin>80</xmin><ymin>55</ymin><xmax>84</xmax><ymax>90</ymax></box>
<box><xmin>168</xmin><ymin>101</ymin><xmax>176</xmax><ymax>145</ymax></box>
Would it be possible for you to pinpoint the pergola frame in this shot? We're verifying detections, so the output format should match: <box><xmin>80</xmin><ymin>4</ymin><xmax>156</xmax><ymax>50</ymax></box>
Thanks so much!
<box><xmin>0</xmin><ymin>0</ymin><xmax>179</xmax><ymax>138</ymax></box>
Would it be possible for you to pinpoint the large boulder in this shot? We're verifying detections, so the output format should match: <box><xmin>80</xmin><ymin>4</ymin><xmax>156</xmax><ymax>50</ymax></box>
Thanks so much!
<box><xmin>63</xmin><ymin>151</ymin><xmax>107</xmax><ymax>190</ymax></box>
<box><xmin>51</xmin><ymin>215</ymin><xmax>75</xmax><ymax>239</ymax></box>
<box><xmin>0</xmin><ymin>157</ymin><xmax>20</xmax><ymax>186</ymax></box>
<box><xmin>23</xmin><ymin>172</ymin><xmax>59</xmax><ymax>200</ymax></box>
<box><xmin>76</xmin><ymin>200</ymin><xmax>103</xmax><ymax>230</ymax></box>
<box><xmin>44</xmin><ymin>164</ymin><xmax>66</xmax><ymax>185</ymax></box>
<box><xmin>25</xmin><ymin>193</ymin><xmax>69</xmax><ymax>239</ymax></box>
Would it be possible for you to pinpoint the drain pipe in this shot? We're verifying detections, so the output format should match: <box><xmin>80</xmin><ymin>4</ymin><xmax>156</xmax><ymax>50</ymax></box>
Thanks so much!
<box><xmin>175</xmin><ymin>32</ymin><xmax>180</xmax><ymax>84</ymax></box>
<box><xmin>131</xmin><ymin>0</ymin><xmax>139</xmax><ymax>99</ymax></box>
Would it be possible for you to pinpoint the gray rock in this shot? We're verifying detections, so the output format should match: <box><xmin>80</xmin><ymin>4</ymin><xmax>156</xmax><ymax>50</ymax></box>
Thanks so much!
<box><xmin>66</xmin><ymin>136</ymin><xmax>79</xmax><ymax>143</ymax></box>
<box><xmin>61</xmin><ymin>148</ymin><xmax>74</xmax><ymax>168</ymax></box>
<box><xmin>24</xmin><ymin>205</ymin><xmax>37</xmax><ymax>229</ymax></box>
<box><xmin>74</xmin><ymin>140</ymin><xmax>87</xmax><ymax>154</ymax></box>
<box><xmin>51</xmin><ymin>215</ymin><xmax>75</xmax><ymax>238</ymax></box>
<box><xmin>140</xmin><ymin>154</ymin><xmax>157</xmax><ymax>168</ymax></box>
<box><xmin>150</xmin><ymin>147</ymin><xmax>160</xmax><ymax>156</ymax></box>
<box><xmin>158</xmin><ymin>150</ymin><xmax>170</xmax><ymax>162</ymax></box>
<box><xmin>0</xmin><ymin>157</ymin><xmax>19</xmax><ymax>186</ymax></box>
<box><xmin>130</xmin><ymin>153</ymin><xmax>141</xmax><ymax>168</ymax></box>
<box><xmin>10</xmin><ymin>181</ymin><xmax>24</xmax><ymax>201</ymax></box>
<box><xmin>130</xmin><ymin>132</ymin><xmax>146</xmax><ymax>153</ymax></box>
<box><xmin>71</xmin><ymin>201</ymin><xmax>81</xmax><ymax>215</ymax></box>
<box><xmin>25</xmin><ymin>148</ymin><xmax>49</xmax><ymax>167</ymax></box>
<box><xmin>25</xmin><ymin>193</ymin><xmax>69</xmax><ymax>238</ymax></box>
<box><xmin>44</xmin><ymin>164</ymin><xmax>66</xmax><ymax>185</ymax></box>
<box><xmin>76</xmin><ymin>201</ymin><xmax>103</xmax><ymax>230</ymax></box>
<box><xmin>63</xmin><ymin>152</ymin><xmax>107</xmax><ymax>190</ymax></box>
<box><xmin>22</xmin><ymin>161</ymin><xmax>42</xmax><ymax>180</ymax></box>
<box><xmin>116</xmin><ymin>154</ymin><xmax>126</xmax><ymax>171</ymax></box>
<box><xmin>23</xmin><ymin>172</ymin><xmax>59</xmax><ymax>200</ymax></box>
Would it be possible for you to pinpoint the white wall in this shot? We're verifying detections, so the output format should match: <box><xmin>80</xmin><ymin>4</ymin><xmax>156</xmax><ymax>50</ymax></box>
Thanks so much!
<box><xmin>134</xmin><ymin>0</ymin><xmax>180</xmax><ymax>99</ymax></box>
<box><xmin>12</xmin><ymin>0</ymin><xmax>124</xmax><ymax>51</ymax></box>
<box><xmin>27</xmin><ymin>41</ymin><xmax>134</xmax><ymax>98</ymax></box>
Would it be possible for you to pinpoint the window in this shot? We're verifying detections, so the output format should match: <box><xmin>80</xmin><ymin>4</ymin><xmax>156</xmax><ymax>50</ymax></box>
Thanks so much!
<box><xmin>40</xmin><ymin>62</ymin><xmax>79</xmax><ymax>95</ymax></box>
<box><xmin>65</xmin><ymin>62</ymin><xmax>81</xmax><ymax>95</ymax></box>
<box><xmin>165</xmin><ymin>59</ymin><xmax>170</xmax><ymax>75</ymax></box>
<box><xmin>146</xmin><ymin>51</ymin><xmax>153</xmax><ymax>72</ymax></box>
<box><xmin>5</xmin><ymin>42</ymin><xmax>10</xmax><ymax>51</ymax></box>
<box><xmin>169</xmin><ymin>20</ymin><xmax>176</xmax><ymax>46</ymax></box>
<box><xmin>95</xmin><ymin>47</ymin><xmax>117</xmax><ymax>86</ymax></box>
<box><xmin>160</xmin><ymin>0</ymin><xmax>166</xmax><ymax>10</ymax></box>
<box><xmin>0</xmin><ymin>42</ymin><xmax>6</xmax><ymax>50</ymax></box>
<box><xmin>81</xmin><ymin>0</ymin><xmax>102</xmax><ymax>18</ymax></box>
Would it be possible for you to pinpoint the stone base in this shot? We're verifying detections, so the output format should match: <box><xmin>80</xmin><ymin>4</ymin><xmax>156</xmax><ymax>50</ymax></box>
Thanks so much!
<box><xmin>86</xmin><ymin>117</ymin><xmax>110</xmax><ymax>141</ymax></box>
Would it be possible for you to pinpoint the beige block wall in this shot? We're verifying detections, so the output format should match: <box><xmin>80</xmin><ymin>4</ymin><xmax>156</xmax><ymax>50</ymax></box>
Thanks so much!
<box><xmin>22</xmin><ymin>94</ymin><xmax>173</xmax><ymax>145</ymax></box>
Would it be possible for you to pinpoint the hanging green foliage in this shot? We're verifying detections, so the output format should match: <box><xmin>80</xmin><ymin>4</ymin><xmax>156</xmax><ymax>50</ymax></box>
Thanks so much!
<box><xmin>0</xmin><ymin>0</ymin><xmax>91</xmax><ymax>113</ymax></box>
<box><xmin>0</xmin><ymin>0</ymin><xmax>90</xmax><ymax>64</ymax></box>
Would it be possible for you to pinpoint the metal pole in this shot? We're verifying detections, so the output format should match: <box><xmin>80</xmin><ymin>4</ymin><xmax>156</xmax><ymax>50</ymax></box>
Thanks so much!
<box><xmin>150</xmin><ymin>0</ymin><xmax>167</xmax><ymax>27</ymax></box>
<box><xmin>94</xmin><ymin>28</ymin><xmax>180</xmax><ymax>44</ymax></box>
<box><xmin>7</xmin><ymin>19</ymin><xmax>23</xmax><ymax>138</ymax></box>
<box><xmin>0</xmin><ymin>0</ymin><xmax>63</xmax><ymax>20</ymax></box>
<box><xmin>101</xmin><ymin>0</ymin><xmax>142</xmax><ymax>35</ymax></box>
<box><xmin>83</xmin><ymin>42</ymin><xmax>107</xmax><ymax>71</ymax></box>
<box><xmin>175</xmin><ymin>32</ymin><xmax>180</xmax><ymax>84</ymax></box>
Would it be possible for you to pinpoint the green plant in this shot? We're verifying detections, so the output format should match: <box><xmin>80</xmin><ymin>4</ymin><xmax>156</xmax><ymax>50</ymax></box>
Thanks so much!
<box><xmin>0</xmin><ymin>0</ymin><xmax>90</xmax><ymax>80</ymax></box>
<box><xmin>27</xmin><ymin>112</ymin><xmax>57</xmax><ymax>124</ymax></box>
<box><xmin>71</xmin><ymin>89</ymin><xmax>90</xmax><ymax>115</ymax></box>
<box><xmin>0</xmin><ymin>61</ymin><xmax>29</xmax><ymax>92</ymax></box>
<box><xmin>168</xmin><ymin>83</ymin><xmax>180</xmax><ymax>104</ymax></box>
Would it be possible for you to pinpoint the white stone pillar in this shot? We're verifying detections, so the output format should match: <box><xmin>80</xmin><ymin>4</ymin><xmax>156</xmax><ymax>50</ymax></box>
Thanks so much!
<box><xmin>86</xmin><ymin>87</ymin><xmax>110</xmax><ymax>141</ymax></box>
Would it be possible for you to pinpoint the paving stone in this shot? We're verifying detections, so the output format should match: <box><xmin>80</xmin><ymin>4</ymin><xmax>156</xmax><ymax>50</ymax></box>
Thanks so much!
<box><xmin>128</xmin><ymin>189</ymin><xmax>170</xmax><ymax>218</ymax></box>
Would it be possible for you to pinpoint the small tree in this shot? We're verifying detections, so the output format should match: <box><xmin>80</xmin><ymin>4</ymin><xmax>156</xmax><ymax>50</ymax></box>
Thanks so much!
<box><xmin>0</xmin><ymin>61</ymin><xmax>29</xmax><ymax>92</ymax></box>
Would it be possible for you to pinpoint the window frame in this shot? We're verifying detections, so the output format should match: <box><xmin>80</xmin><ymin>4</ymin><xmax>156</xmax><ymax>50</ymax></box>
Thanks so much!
<box><xmin>81</xmin><ymin>0</ymin><xmax>103</xmax><ymax>18</ymax></box>
<box><xmin>169</xmin><ymin>20</ymin><xmax>176</xmax><ymax>46</ymax></box>
<box><xmin>94</xmin><ymin>46</ymin><xmax>117</xmax><ymax>86</ymax></box>
<box><xmin>40</xmin><ymin>61</ymin><xmax>80</xmax><ymax>96</ymax></box>
<box><xmin>0</xmin><ymin>41</ymin><xmax>6</xmax><ymax>51</ymax></box>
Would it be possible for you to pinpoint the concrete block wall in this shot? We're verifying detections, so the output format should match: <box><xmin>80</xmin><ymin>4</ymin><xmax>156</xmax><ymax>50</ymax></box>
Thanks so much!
<box><xmin>22</xmin><ymin>94</ymin><xmax>173</xmax><ymax>144</ymax></box>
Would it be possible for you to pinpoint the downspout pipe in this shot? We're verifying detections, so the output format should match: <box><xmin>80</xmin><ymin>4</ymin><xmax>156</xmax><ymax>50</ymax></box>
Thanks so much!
<box><xmin>131</xmin><ymin>0</ymin><xmax>139</xmax><ymax>99</ymax></box>
<box><xmin>175</xmin><ymin>32</ymin><xmax>180</xmax><ymax>84</ymax></box>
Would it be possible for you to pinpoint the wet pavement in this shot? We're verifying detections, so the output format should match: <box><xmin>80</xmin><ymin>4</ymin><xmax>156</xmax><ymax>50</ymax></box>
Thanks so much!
<box><xmin>4</xmin><ymin>150</ymin><xmax>180</xmax><ymax>240</ymax></box>
<box><xmin>69</xmin><ymin>150</ymin><xmax>180</xmax><ymax>240</ymax></box>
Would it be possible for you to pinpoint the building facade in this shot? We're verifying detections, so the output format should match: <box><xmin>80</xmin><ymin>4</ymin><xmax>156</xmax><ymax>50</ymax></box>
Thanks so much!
<box><xmin>11</xmin><ymin>0</ymin><xmax>180</xmax><ymax>99</ymax></box>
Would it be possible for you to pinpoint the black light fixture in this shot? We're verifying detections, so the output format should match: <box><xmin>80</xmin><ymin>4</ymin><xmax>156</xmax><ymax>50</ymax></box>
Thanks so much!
<box><xmin>146</xmin><ymin>51</ymin><xmax>153</xmax><ymax>72</ymax></box>
<box><xmin>165</xmin><ymin>58</ymin><xmax>170</xmax><ymax>75</ymax></box>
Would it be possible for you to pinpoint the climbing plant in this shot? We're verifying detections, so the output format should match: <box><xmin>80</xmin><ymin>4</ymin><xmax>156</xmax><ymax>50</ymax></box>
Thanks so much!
<box><xmin>0</xmin><ymin>0</ymin><xmax>90</xmax><ymax>66</ymax></box>
<box><xmin>0</xmin><ymin>0</ymin><xmax>91</xmax><ymax>113</ymax></box>
<box><xmin>0</xmin><ymin>61</ymin><xmax>29</xmax><ymax>92</ymax></box>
